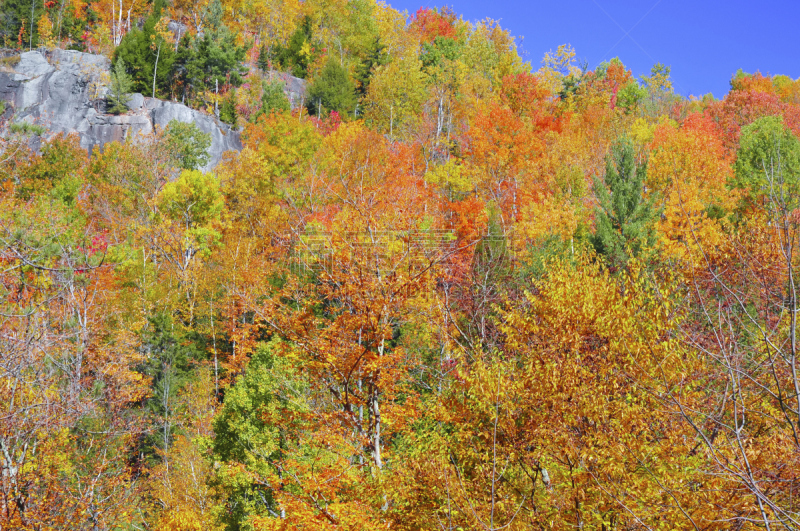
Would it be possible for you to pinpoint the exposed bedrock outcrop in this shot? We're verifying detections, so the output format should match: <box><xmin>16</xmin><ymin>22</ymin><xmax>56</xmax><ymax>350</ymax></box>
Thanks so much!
<box><xmin>0</xmin><ymin>49</ymin><xmax>243</xmax><ymax>173</ymax></box>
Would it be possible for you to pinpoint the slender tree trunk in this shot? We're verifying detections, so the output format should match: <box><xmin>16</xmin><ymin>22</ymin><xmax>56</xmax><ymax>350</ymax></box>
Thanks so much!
<box><xmin>436</xmin><ymin>94</ymin><xmax>444</xmax><ymax>142</ymax></box>
<box><xmin>116</xmin><ymin>2</ymin><xmax>123</xmax><ymax>45</ymax></box>
<box><xmin>162</xmin><ymin>366</ymin><xmax>171</xmax><ymax>467</ymax></box>
<box><xmin>490</xmin><ymin>373</ymin><xmax>501</xmax><ymax>530</ymax></box>
<box><xmin>211</xmin><ymin>297</ymin><xmax>219</xmax><ymax>399</ymax></box>
<box><xmin>371</xmin><ymin>388</ymin><xmax>381</xmax><ymax>469</ymax></box>
<box><xmin>29</xmin><ymin>0</ymin><xmax>35</xmax><ymax>50</ymax></box>
<box><xmin>152</xmin><ymin>42</ymin><xmax>161</xmax><ymax>98</ymax></box>
<box><xmin>372</xmin><ymin>338</ymin><xmax>385</xmax><ymax>470</ymax></box>
<box><xmin>57</xmin><ymin>0</ymin><xmax>66</xmax><ymax>41</ymax></box>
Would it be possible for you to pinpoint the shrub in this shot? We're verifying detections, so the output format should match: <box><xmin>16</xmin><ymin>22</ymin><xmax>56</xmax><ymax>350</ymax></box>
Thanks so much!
<box><xmin>10</xmin><ymin>121</ymin><xmax>46</xmax><ymax>136</ymax></box>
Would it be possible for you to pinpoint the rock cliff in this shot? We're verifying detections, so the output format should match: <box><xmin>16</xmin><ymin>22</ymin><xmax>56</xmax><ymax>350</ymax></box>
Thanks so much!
<box><xmin>0</xmin><ymin>49</ymin><xmax>242</xmax><ymax>172</ymax></box>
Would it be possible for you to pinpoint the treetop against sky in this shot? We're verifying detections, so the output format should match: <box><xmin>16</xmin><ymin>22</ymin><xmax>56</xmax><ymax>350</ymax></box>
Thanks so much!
<box><xmin>388</xmin><ymin>0</ymin><xmax>800</xmax><ymax>98</ymax></box>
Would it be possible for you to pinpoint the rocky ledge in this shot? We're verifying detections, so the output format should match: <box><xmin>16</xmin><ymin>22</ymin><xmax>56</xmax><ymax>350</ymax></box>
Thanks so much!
<box><xmin>0</xmin><ymin>49</ymin><xmax>242</xmax><ymax>173</ymax></box>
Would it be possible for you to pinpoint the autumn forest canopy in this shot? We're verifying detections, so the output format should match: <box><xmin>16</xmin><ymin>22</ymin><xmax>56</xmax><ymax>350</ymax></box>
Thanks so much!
<box><xmin>2</xmin><ymin>0</ymin><xmax>800</xmax><ymax>529</ymax></box>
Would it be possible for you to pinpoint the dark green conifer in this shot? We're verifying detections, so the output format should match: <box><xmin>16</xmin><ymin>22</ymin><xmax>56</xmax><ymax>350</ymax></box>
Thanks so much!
<box><xmin>113</xmin><ymin>0</ymin><xmax>175</xmax><ymax>97</ymax></box>
<box><xmin>355</xmin><ymin>37</ymin><xmax>388</xmax><ymax>98</ymax></box>
<box><xmin>306</xmin><ymin>59</ymin><xmax>357</xmax><ymax>117</ymax></box>
<box><xmin>171</xmin><ymin>0</ymin><xmax>246</xmax><ymax>105</ymax></box>
<box><xmin>108</xmin><ymin>59</ymin><xmax>133</xmax><ymax>115</ymax></box>
<box><xmin>274</xmin><ymin>16</ymin><xmax>315</xmax><ymax>78</ymax></box>
<box><xmin>592</xmin><ymin>136</ymin><xmax>657</xmax><ymax>269</ymax></box>
<box><xmin>219</xmin><ymin>89</ymin><xmax>238</xmax><ymax>126</ymax></box>
<box><xmin>257</xmin><ymin>78</ymin><xmax>290</xmax><ymax>120</ymax></box>
<box><xmin>257</xmin><ymin>44</ymin><xmax>271</xmax><ymax>72</ymax></box>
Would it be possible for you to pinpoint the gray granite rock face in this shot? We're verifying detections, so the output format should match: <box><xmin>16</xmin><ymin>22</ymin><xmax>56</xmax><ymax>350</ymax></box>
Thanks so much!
<box><xmin>264</xmin><ymin>70</ymin><xmax>307</xmax><ymax>109</ymax></box>
<box><xmin>0</xmin><ymin>50</ymin><xmax>241</xmax><ymax>173</ymax></box>
<box><xmin>15</xmin><ymin>51</ymin><xmax>55</xmax><ymax>77</ymax></box>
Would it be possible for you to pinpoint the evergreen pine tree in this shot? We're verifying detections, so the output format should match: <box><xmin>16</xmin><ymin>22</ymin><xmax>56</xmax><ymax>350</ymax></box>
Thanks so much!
<box><xmin>138</xmin><ymin>312</ymin><xmax>202</xmax><ymax>461</ymax></box>
<box><xmin>355</xmin><ymin>37</ymin><xmax>389</xmax><ymax>99</ymax></box>
<box><xmin>219</xmin><ymin>89</ymin><xmax>238</xmax><ymax>126</ymax></box>
<box><xmin>0</xmin><ymin>0</ymin><xmax>44</xmax><ymax>49</ymax></box>
<box><xmin>108</xmin><ymin>59</ymin><xmax>133</xmax><ymax>114</ymax></box>
<box><xmin>306</xmin><ymin>59</ymin><xmax>357</xmax><ymax>117</ymax></box>
<box><xmin>177</xmin><ymin>0</ymin><xmax>246</xmax><ymax>105</ymax></box>
<box><xmin>171</xmin><ymin>32</ymin><xmax>194</xmax><ymax>103</ymax></box>
<box><xmin>113</xmin><ymin>0</ymin><xmax>175</xmax><ymax>97</ymax></box>
<box><xmin>274</xmin><ymin>16</ymin><xmax>315</xmax><ymax>78</ymax></box>
<box><xmin>591</xmin><ymin>136</ymin><xmax>657</xmax><ymax>269</ymax></box>
<box><xmin>257</xmin><ymin>44</ymin><xmax>271</xmax><ymax>72</ymax></box>
<box><xmin>256</xmin><ymin>78</ymin><xmax>290</xmax><ymax>119</ymax></box>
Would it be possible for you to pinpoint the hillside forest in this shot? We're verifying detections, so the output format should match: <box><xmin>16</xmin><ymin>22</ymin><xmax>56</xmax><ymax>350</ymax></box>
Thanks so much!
<box><xmin>2</xmin><ymin>0</ymin><xmax>800</xmax><ymax>529</ymax></box>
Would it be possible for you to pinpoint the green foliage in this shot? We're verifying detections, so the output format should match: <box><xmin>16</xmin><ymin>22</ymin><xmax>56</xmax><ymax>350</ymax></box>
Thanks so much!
<box><xmin>557</xmin><ymin>72</ymin><xmax>583</xmax><ymax>102</ymax></box>
<box><xmin>274</xmin><ymin>15</ymin><xmax>315</xmax><ymax>78</ymax></box>
<box><xmin>642</xmin><ymin>62</ymin><xmax>672</xmax><ymax>91</ymax></box>
<box><xmin>245</xmin><ymin>111</ymin><xmax>321</xmax><ymax>193</ymax></box>
<box><xmin>420</xmin><ymin>36</ymin><xmax>461</xmax><ymax>73</ymax></box>
<box><xmin>593</xmin><ymin>58</ymin><xmax>620</xmax><ymax>79</ymax></box>
<box><xmin>157</xmin><ymin>169</ymin><xmax>224</xmax><ymax>255</ymax></box>
<box><xmin>333</xmin><ymin>0</ymin><xmax>381</xmax><ymax>60</ymax></box>
<box><xmin>355</xmin><ymin>36</ymin><xmax>389</xmax><ymax>98</ymax></box>
<box><xmin>219</xmin><ymin>89</ymin><xmax>238</xmax><ymax>126</ymax></box>
<box><xmin>173</xmin><ymin>0</ymin><xmax>247</xmax><ymax>104</ymax></box>
<box><xmin>734</xmin><ymin>115</ymin><xmax>800</xmax><ymax>211</ymax></box>
<box><xmin>617</xmin><ymin>80</ymin><xmax>647</xmax><ymax>112</ymax></box>
<box><xmin>211</xmin><ymin>339</ymin><xmax>308</xmax><ymax>529</ymax></box>
<box><xmin>171</xmin><ymin>32</ymin><xmax>195</xmax><ymax>101</ymax></box>
<box><xmin>0</xmin><ymin>0</ymin><xmax>43</xmax><ymax>48</ymax></box>
<box><xmin>158</xmin><ymin>169</ymin><xmax>223</xmax><ymax>227</ymax></box>
<box><xmin>163</xmin><ymin>120</ymin><xmax>212</xmax><ymax>171</ymax></box>
<box><xmin>113</xmin><ymin>0</ymin><xmax>175</xmax><ymax>98</ymax></box>
<box><xmin>521</xmin><ymin>226</ymin><xmax>593</xmax><ymax>280</ymax></box>
<box><xmin>9</xmin><ymin>121</ymin><xmax>46</xmax><ymax>135</ymax></box>
<box><xmin>257</xmin><ymin>77</ymin><xmax>290</xmax><ymax>119</ymax></box>
<box><xmin>730</xmin><ymin>68</ymin><xmax>752</xmax><ymax>91</ymax></box>
<box><xmin>17</xmin><ymin>134</ymin><xmax>85</xmax><ymax>204</ymax></box>
<box><xmin>306</xmin><ymin>59</ymin><xmax>357</xmax><ymax>117</ymax></box>
<box><xmin>592</xmin><ymin>136</ymin><xmax>657</xmax><ymax>269</ymax></box>
<box><xmin>138</xmin><ymin>312</ymin><xmax>203</xmax><ymax>461</ymax></box>
<box><xmin>257</xmin><ymin>43</ymin><xmax>270</xmax><ymax>72</ymax></box>
<box><xmin>193</xmin><ymin>24</ymin><xmax>247</xmax><ymax>90</ymax></box>
<box><xmin>108</xmin><ymin>59</ymin><xmax>133</xmax><ymax>114</ymax></box>
<box><xmin>637</xmin><ymin>62</ymin><xmax>679</xmax><ymax>119</ymax></box>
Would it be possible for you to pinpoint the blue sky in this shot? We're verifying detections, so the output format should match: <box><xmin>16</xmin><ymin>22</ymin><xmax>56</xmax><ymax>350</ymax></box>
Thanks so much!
<box><xmin>385</xmin><ymin>0</ymin><xmax>800</xmax><ymax>99</ymax></box>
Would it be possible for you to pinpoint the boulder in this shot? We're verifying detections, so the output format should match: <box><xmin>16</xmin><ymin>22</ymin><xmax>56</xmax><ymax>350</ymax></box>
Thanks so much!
<box><xmin>15</xmin><ymin>51</ymin><xmax>55</xmax><ymax>78</ymax></box>
<box><xmin>125</xmin><ymin>92</ymin><xmax>145</xmax><ymax>111</ymax></box>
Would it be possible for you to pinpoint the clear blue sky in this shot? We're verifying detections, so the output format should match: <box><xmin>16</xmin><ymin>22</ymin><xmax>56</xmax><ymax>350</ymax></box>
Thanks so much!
<box><xmin>385</xmin><ymin>0</ymin><xmax>800</xmax><ymax>99</ymax></box>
